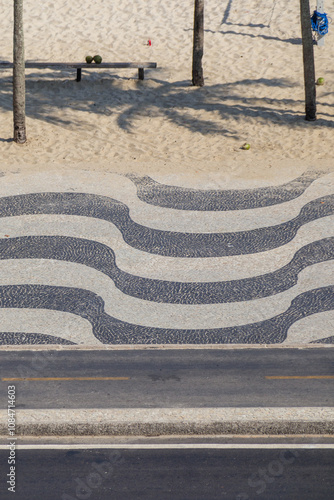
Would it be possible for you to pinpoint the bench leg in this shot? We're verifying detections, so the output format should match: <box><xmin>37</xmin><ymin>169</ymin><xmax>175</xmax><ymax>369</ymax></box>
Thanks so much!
<box><xmin>76</xmin><ymin>68</ymin><xmax>82</xmax><ymax>82</ymax></box>
<box><xmin>138</xmin><ymin>68</ymin><xmax>144</xmax><ymax>80</ymax></box>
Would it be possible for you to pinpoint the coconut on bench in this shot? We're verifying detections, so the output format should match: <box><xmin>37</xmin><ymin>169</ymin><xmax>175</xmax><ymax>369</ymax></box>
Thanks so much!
<box><xmin>0</xmin><ymin>62</ymin><xmax>157</xmax><ymax>81</ymax></box>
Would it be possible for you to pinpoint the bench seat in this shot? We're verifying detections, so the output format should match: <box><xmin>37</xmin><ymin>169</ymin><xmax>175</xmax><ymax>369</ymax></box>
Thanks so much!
<box><xmin>0</xmin><ymin>62</ymin><xmax>157</xmax><ymax>81</ymax></box>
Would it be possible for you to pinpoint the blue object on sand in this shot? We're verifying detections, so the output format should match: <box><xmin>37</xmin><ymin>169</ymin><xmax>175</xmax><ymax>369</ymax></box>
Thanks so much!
<box><xmin>311</xmin><ymin>10</ymin><xmax>329</xmax><ymax>35</ymax></box>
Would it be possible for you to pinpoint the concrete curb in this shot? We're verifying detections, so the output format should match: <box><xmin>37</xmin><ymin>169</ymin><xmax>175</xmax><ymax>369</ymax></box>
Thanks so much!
<box><xmin>1</xmin><ymin>408</ymin><xmax>334</xmax><ymax>436</ymax></box>
<box><xmin>0</xmin><ymin>344</ymin><xmax>333</xmax><ymax>351</ymax></box>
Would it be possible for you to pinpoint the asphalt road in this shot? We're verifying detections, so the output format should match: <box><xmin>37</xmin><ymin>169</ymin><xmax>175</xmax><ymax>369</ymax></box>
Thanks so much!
<box><xmin>0</xmin><ymin>348</ymin><xmax>333</xmax><ymax>409</ymax></box>
<box><xmin>0</xmin><ymin>441</ymin><xmax>333</xmax><ymax>500</ymax></box>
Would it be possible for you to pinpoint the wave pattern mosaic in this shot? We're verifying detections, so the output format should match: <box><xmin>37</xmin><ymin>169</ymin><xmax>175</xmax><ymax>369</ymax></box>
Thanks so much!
<box><xmin>0</xmin><ymin>170</ymin><xmax>333</xmax><ymax>345</ymax></box>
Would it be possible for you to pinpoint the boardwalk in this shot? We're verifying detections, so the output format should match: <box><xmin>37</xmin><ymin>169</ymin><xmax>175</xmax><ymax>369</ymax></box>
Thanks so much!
<box><xmin>0</xmin><ymin>169</ymin><xmax>333</xmax><ymax>345</ymax></box>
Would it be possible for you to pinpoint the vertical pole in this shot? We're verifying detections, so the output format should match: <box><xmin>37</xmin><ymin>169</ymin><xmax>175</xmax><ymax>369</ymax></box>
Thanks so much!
<box><xmin>13</xmin><ymin>0</ymin><xmax>27</xmax><ymax>143</ymax></box>
<box><xmin>192</xmin><ymin>0</ymin><xmax>204</xmax><ymax>86</ymax></box>
<box><xmin>317</xmin><ymin>0</ymin><xmax>325</xmax><ymax>46</ymax></box>
<box><xmin>300</xmin><ymin>0</ymin><xmax>316</xmax><ymax>121</ymax></box>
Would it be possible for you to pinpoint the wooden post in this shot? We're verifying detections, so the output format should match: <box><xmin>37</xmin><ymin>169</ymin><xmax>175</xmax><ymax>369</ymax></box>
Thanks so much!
<box><xmin>300</xmin><ymin>0</ymin><xmax>316</xmax><ymax>121</ymax></box>
<box><xmin>13</xmin><ymin>0</ymin><xmax>27</xmax><ymax>143</ymax></box>
<box><xmin>76</xmin><ymin>68</ymin><xmax>82</xmax><ymax>82</ymax></box>
<box><xmin>192</xmin><ymin>0</ymin><xmax>204</xmax><ymax>86</ymax></box>
<box><xmin>138</xmin><ymin>68</ymin><xmax>144</xmax><ymax>80</ymax></box>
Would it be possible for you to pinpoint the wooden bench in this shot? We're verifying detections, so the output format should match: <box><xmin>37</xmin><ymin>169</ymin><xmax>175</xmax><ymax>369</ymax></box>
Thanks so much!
<box><xmin>0</xmin><ymin>62</ymin><xmax>157</xmax><ymax>81</ymax></box>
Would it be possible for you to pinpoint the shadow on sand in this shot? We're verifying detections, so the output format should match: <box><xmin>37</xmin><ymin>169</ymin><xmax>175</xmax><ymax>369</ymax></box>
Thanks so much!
<box><xmin>0</xmin><ymin>69</ymin><xmax>333</xmax><ymax>143</ymax></box>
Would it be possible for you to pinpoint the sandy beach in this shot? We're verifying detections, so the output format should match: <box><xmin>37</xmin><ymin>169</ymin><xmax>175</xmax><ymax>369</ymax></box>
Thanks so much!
<box><xmin>0</xmin><ymin>0</ymin><xmax>333</xmax><ymax>180</ymax></box>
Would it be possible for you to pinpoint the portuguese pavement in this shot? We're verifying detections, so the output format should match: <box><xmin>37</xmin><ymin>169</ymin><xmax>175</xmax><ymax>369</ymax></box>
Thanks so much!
<box><xmin>0</xmin><ymin>167</ymin><xmax>334</xmax><ymax>347</ymax></box>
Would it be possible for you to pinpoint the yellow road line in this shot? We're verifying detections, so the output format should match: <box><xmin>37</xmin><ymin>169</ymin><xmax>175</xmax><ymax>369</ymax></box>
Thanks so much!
<box><xmin>265</xmin><ymin>376</ymin><xmax>334</xmax><ymax>380</ymax></box>
<box><xmin>2</xmin><ymin>377</ymin><xmax>130</xmax><ymax>381</ymax></box>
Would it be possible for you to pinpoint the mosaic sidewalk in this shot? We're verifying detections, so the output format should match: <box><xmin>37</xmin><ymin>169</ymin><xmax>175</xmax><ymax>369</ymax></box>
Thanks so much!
<box><xmin>0</xmin><ymin>168</ymin><xmax>333</xmax><ymax>345</ymax></box>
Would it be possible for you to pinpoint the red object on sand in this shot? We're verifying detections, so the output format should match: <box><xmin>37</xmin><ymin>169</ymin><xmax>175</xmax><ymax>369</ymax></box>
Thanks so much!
<box><xmin>148</xmin><ymin>39</ymin><xmax>152</xmax><ymax>46</ymax></box>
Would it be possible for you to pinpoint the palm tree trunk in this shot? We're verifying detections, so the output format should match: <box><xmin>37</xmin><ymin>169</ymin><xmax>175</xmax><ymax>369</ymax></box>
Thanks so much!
<box><xmin>13</xmin><ymin>0</ymin><xmax>27</xmax><ymax>143</ymax></box>
<box><xmin>192</xmin><ymin>0</ymin><xmax>204</xmax><ymax>86</ymax></box>
<box><xmin>300</xmin><ymin>0</ymin><xmax>316</xmax><ymax>120</ymax></box>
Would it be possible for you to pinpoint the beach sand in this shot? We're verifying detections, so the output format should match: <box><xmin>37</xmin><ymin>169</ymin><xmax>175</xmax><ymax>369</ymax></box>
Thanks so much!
<box><xmin>0</xmin><ymin>0</ymin><xmax>333</xmax><ymax>181</ymax></box>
